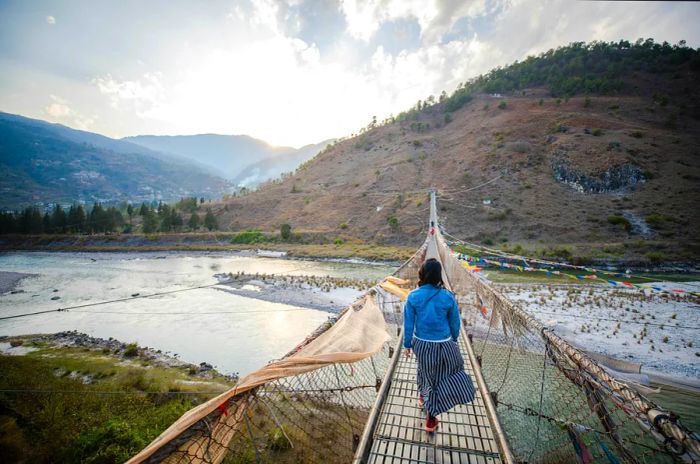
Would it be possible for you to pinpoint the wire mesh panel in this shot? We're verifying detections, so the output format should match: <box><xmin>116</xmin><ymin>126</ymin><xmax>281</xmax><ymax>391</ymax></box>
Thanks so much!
<box><xmin>130</xmin><ymin>246</ymin><xmax>426</xmax><ymax>464</ymax></box>
<box><xmin>438</xmin><ymin>230</ymin><xmax>700</xmax><ymax>464</ymax></box>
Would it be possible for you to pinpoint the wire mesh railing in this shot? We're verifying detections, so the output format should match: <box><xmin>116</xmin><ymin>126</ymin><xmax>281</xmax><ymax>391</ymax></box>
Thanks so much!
<box><xmin>128</xmin><ymin>245</ymin><xmax>427</xmax><ymax>464</ymax></box>
<box><xmin>436</xmin><ymin>227</ymin><xmax>700</xmax><ymax>464</ymax></box>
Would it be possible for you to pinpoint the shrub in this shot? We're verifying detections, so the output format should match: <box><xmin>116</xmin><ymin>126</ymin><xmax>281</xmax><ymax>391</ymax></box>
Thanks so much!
<box><xmin>339</xmin><ymin>223</ymin><xmax>348</xmax><ymax>230</ymax></box>
<box><xmin>645</xmin><ymin>251</ymin><xmax>665</xmax><ymax>263</ymax></box>
<box><xmin>584</xmin><ymin>96</ymin><xmax>591</xmax><ymax>107</ymax></box>
<box><xmin>645</xmin><ymin>214</ymin><xmax>664</xmax><ymax>226</ymax></box>
<box><xmin>498</xmin><ymin>101</ymin><xmax>507</xmax><ymax>109</ymax></box>
<box><xmin>630</xmin><ymin>131</ymin><xmax>644</xmax><ymax>138</ymax></box>
<box><xmin>268</xmin><ymin>427</ymin><xmax>292</xmax><ymax>451</ymax></box>
<box><xmin>592</xmin><ymin>128</ymin><xmax>604</xmax><ymax>136</ymax></box>
<box><xmin>607</xmin><ymin>215</ymin><xmax>632</xmax><ymax>232</ymax></box>
<box><xmin>280</xmin><ymin>224</ymin><xmax>291</xmax><ymax>240</ymax></box>
<box><xmin>387</xmin><ymin>215</ymin><xmax>399</xmax><ymax>230</ymax></box>
<box><xmin>231</xmin><ymin>230</ymin><xmax>267</xmax><ymax>244</ymax></box>
<box><xmin>123</xmin><ymin>343</ymin><xmax>138</xmax><ymax>358</ymax></box>
<box><xmin>444</xmin><ymin>91</ymin><xmax>472</xmax><ymax>112</ymax></box>
<box><xmin>550</xmin><ymin>246</ymin><xmax>572</xmax><ymax>259</ymax></box>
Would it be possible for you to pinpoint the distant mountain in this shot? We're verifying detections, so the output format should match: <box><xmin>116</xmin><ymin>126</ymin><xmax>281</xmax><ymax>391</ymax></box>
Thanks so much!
<box><xmin>233</xmin><ymin>140</ymin><xmax>333</xmax><ymax>186</ymax></box>
<box><xmin>124</xmin><ymin>134</ymin><xmax>332</xmax><ymax>185</ymax></box>
<box><xmin>0</xmin><ymin>112</ymin><xmax>232</xmax><ymax>209</ymax></box>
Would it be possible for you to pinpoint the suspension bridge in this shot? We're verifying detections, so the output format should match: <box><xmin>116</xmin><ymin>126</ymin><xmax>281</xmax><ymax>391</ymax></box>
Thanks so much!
<box><xmin>127</xmin><ymin>191</ymin><xmax>700</xmax><ymax>464</ymax></box>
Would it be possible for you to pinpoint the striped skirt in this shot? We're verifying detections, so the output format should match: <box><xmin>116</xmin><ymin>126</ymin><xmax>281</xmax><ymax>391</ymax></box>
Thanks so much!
<box><xmin>413</xmin><ymin>338</ymin><xmax>476</xmax><ymax>417</ymax></box>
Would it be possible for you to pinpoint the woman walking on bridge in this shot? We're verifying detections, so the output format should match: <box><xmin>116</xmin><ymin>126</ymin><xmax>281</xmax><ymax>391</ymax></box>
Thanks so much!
<box><xmin>403</xmin><ymin>258</ymin><xmax>475</xmax><ymax>432</ymax></box>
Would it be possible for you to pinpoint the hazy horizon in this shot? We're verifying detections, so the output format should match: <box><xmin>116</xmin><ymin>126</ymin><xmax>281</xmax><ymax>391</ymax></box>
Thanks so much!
<box><xmin>1</xmin><ymin>0</ymin><xmax>699</xmax><ymax>147</ymax></box>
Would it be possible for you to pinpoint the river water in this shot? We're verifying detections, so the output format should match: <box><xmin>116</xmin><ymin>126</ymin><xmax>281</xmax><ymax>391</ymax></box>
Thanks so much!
<box><xmin>2</xmin><ymin>251</ymin><xmax>698</xmax><ymax>434</ymax></box>
<box><xmin>0</xmin><ymin>251</ymin><xmax>395</xmax><ymax>375</ymax></box>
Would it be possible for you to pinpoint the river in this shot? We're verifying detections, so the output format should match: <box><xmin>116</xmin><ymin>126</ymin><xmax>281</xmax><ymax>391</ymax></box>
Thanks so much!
<box><xmin>1</xmin><ymin>250</ymin><xmax>698</xmax><ymax>433</ymax></box>
<box><xmin>0</xmin><ymin>251</ymin><xmax>395</xmax><ymax>375</ymax></box>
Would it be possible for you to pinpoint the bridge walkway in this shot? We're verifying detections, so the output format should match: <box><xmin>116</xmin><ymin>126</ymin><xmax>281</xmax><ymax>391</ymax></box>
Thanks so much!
<box><xmin>356</xmin><ymin>190</ymin><xmax>509</xmax><ymax>464</ymax></box>
<box><xmin>365</xmin><ymin>333</ymin><xmax>502</xmax><ymax>464</ymax></box>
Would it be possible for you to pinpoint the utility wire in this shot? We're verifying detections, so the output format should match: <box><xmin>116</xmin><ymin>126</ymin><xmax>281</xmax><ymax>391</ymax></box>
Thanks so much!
<box><xmin>70</xmin><ymin>308</ymin><xmax>327</xmax><ymax>316</ymax></box>
<box><xmin>0</xmin><ymin>281</ymin><xmax>228</xmax><ymax>321</ymax></box>
<box><xmin>0</xmin><ymin>261</ymin><xmax>349</xmax><ymax>322</ymax></box>
<box><xmin>440</xmin><ymin>175</ymin><xmax>503</xmax><ymax>195</ymax></box>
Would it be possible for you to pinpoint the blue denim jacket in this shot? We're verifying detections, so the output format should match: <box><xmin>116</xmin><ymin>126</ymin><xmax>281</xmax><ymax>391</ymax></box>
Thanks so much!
<box><xmin>403</xmin><ymin>284</ymin><xmax>460</xmax><ymax>349</ymax></box>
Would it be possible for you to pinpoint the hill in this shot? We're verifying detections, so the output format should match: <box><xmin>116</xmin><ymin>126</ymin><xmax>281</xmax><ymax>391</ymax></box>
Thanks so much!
<box><xmin>0</xmin><ymin>112</ymin><xmax>232</xmax><ymax>209</ymax></box>
<box><xmin>124</xmin><ymin>134</ymin><xmax>331</xmax><ymax>185</ymax></box>
<box><xmin>211</xmin><ymin>40</ymin><xmax>700</xmax><ymax>263</ymax></box>
<box><xmin>232</xmin><ymin>140</ymin><xmax>333</xmax><ymax>186</ymax></box>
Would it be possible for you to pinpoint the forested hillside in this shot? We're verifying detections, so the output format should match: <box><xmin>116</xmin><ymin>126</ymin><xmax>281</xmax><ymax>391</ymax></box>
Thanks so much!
<box><xmin>0</xmin><ymin>113</ymin><xmax>232</xmax><ymax>209</ymax></box>
<box><xmin>212</xmin><ymin>40</ymin><xmax>700</xmax><ymax>263</ymax></box>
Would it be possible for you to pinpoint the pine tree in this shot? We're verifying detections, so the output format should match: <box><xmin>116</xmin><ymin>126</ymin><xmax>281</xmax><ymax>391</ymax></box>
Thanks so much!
<box><xmin>21</xmin><ymin>207</ymin><xmax>44</xmax><ymax>234</ymax></box>
<box><xmin>75</xmin><ymin>205</ymin><xmax>86</xmax><ymax>233</ymax></box>
<box><xmin>67</xmin><ymin>204</ymin><xmax>86</xmax><ymax>233</ymax></box>
<box><xmin>142</xmin><ymin>211</ymin><xmax>159</xmax><ymax>234</ymax></box>
<box><xmin>51</xmin><ymin>204</ymin><xmax>67</xmax><ymax>233</ymax></box>
<box><xmin>0</xmin><ymin>212</ymin><xmax>18</xmax><ymax>234</ymax></box>
<box><xmin>188</xmin><ymin>212</ymin><xmax>200</xmax><ymax>231</ymax></box>
<box><xmin>203</xmin><ymin>209</ymin><xmax>218</xmax><ymax>231</ymax></box>
<box><xmin>42</xmin><ymin>212</ymin><xmax>51</xmax><ymax>233</ymax></box>
<box><xmin>171</xmin><ymin>210</ymin><xmax>183</xmax><ymax>231</ymax></box>
<box><xmin>88</xmin><ymin>203</ymin><xmax>105</xmax><ymax>233</ymax></box>
<box><xmin>159</xmin><ymin>203</ymin><xmax>172</xmax><ymax>232</ymax></box>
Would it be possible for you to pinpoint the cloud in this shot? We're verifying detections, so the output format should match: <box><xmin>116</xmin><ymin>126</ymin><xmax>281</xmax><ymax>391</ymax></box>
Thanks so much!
<box><xmin>29</xmin><ymin>0</ymin><xmax>689</xmax><ymax>147</ymax></box>
<box><xmin>43</xmin><ymin>95</ymin><xmax>94</xmax><ymax>129</ymax></box>
<box><xmin>46</xmin><ymin>15</ymin><xmax>56</xmax><ymax>25</ymax></box>
<box><xmin>92</xmin><ymin>72</ymin><xmax>165</xmax><ymax>116</ymax></box>
<box><xmin>340</xmin><ymin>0</ymin><xmax>487</xmax><ymax>44</ymax></box>
<box><xmin>45</xmin><ymin>95</ymin><xmax>71</xmax><ymax>117</ymax></box>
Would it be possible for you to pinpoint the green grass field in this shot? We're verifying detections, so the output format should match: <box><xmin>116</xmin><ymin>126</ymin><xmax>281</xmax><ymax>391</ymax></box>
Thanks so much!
<box><xmin>0</xmin><ymin>338</ymin><xmax>233</xmax><ymax>463</ymax></box>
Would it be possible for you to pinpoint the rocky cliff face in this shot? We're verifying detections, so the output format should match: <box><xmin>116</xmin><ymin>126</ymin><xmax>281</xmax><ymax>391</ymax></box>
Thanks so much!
<box><xmin>552</xmin><ymin>159</ymin><xmax>645</xmax><ymax>193</ymax></box>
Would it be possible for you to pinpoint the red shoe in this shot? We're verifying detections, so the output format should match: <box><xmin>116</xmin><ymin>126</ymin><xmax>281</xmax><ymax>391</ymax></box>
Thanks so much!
<box><xmin>425</xmin><ymin>416</ymin><xmax>438</xmax><ymax>433</ymax></box>
<box><xmin>418</xmin><ymin>394</ymin><xmax>424</xmax><ymax>408</ymax></box>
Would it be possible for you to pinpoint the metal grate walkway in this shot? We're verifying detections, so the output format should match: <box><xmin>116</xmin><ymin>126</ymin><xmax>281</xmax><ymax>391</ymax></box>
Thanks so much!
<box><xmin>365</xmin><ymin>335</ymin><xmax>502</xmax><ymax>464</ymax></box>
<box><xmin>354</xmin><ymin>190</ymin><xmax>510</xmax><ymax>464</ymax></box>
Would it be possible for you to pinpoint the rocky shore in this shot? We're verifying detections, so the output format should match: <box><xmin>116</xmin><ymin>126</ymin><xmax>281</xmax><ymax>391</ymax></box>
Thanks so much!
<box><xmin>0</xmin><ymin>271</ymin><xmax>36</xmax><ymax>294</ymax></box>
<box><xmin>214</xmin><ymin>271</ymin><xmax>373</xmax><ymax>313</ymax></box>
<box><xmin>0</xmin><ymin>330</ymin><xmax>239</xmax><ymax>382</ymax></box>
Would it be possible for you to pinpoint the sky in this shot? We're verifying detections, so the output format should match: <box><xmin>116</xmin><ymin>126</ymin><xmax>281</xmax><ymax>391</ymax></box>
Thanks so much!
<box><xmin>1</xmin><ymin>0</ymin><xmax>699</xmax><ymax>148</ymax></box>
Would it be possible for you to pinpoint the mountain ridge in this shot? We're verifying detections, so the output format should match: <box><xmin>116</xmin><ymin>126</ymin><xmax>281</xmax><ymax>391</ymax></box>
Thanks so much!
<box><xmin>124</xmin><ymin>134</ymin><xmax>332</xmax><ymax>184</ymax></box>
<box><xmin>0</xmin><ymin>112</ymin><xmax>232</xmax><ymax>208</ymax></box>
<box><xmin>207</xmin><ymin>40</ymin><xmax>700</xmax><ymax>262</ymax></box>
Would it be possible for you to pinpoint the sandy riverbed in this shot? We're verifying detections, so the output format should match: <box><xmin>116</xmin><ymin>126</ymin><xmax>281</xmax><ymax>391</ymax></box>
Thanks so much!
<box><xmin>215</xmin><ymin>273</ymin><xmax>366</xmax><ymax>313</ymax></box>
<box><xmin>499</xmin><ymin>282</ymin><xmax>699</xmax><ymax>383</ymax></box>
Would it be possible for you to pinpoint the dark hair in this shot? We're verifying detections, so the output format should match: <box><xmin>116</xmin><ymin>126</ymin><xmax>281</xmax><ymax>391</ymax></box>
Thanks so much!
<box><xmin>418</xmin><ymin>258</ymin><xmax>444</xmax><ymax>287</ymax></box>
